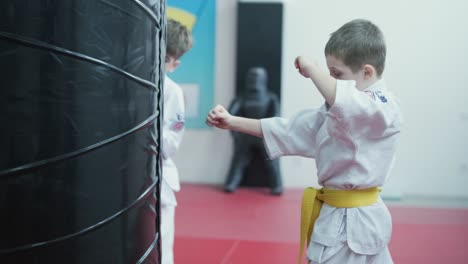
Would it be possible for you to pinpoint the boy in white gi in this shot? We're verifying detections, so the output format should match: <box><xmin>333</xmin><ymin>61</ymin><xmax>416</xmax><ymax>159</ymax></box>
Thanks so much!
<box><xmin>161</xmin><ymin>18</ymin><xmax>192</xmax><ymax>264</ymax></box>
<box><xmin>206</xmin><ymin>19</ymin><xmax>401</xmax><ymax>264</ymax></box>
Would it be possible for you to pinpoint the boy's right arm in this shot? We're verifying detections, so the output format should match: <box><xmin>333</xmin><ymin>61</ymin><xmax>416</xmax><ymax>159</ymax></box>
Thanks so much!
<box><xmin>207</xmin><ymin>105</ymin><xmax>326</xmax><ymax>159</ymax></box>
<box><xmin>206</xmin><ymin>105</ymin><xmax>263</xmax><ymax>138</ymax></box>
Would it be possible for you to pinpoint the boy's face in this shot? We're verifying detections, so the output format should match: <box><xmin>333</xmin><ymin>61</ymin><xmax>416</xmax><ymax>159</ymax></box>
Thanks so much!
<box><xmin>326</xmin><ymin>55</ymin><xmax>366</xmax><ymax>90</ymax></box>
<box><xmin>165</xmin><ymin>55</ymin><xmax>180</xmax><ymax>73</ymax></box>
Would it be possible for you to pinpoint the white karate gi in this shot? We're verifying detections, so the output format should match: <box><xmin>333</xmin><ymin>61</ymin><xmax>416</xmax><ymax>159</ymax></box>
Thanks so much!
<box><xmin>160</xmin><ymin>76</ymin><xmax>185</xmax><ymax>264</ymax></box>
<box><xmin>261</xmin><ymin>79</ymin><xmax>402</xmax><ymax>264</ymax></box>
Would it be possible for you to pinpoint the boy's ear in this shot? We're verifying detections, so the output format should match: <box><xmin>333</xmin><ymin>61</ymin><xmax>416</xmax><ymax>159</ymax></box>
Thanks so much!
<box><xmin>173</xmin><ymin>59</ymin><xmax>181</xmax><ymax>70</ymax></box>
<box><xmin>363</xmin><ymin>64</ymin><xmax>375</xmax><ymax>80</ymax></box>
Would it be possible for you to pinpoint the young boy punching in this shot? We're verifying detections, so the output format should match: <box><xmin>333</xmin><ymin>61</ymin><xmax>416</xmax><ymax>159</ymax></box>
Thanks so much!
<box><xmin>206</xmin><ymin>19</ymin><xmax>401</xmax><ymax>264</ymax></box>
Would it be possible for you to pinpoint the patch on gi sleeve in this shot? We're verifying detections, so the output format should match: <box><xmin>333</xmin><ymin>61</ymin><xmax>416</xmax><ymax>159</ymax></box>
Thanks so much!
<box><xmin>374</xmin><ymin>91</ymin><xmax>388</xmax><ymax>103</ymax></box>
<box><xmin>170</xmin><ymin>112</ymin><xmax>185</xmax><ymax>132</ymax></box>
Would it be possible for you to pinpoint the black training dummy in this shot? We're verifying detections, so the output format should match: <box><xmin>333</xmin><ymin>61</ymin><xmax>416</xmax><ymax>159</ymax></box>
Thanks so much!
<box><xmin>225</xmin><ymin>67</ymin><xmax>283</xmax><ymax>195</ymax></box>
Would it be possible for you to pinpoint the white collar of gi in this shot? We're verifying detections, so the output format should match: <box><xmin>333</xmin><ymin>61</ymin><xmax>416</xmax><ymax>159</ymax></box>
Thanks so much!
<box><xmin>363</xmin><ymin>79</ymin><xmax>386</xmax><ymax>92</ymax></box>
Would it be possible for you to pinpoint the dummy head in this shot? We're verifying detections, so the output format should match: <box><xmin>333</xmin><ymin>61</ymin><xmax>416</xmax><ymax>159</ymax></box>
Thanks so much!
<box><xmin>245</xmin><ymin>67</ymin><xmax>268</xmax><ymax>97</ymax></box>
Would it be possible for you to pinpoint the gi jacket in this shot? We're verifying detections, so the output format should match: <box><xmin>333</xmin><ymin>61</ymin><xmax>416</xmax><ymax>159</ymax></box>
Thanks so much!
<box><xmin>161</xmin><ymin>76</ymin><xmax>185</xmax><ymax>206</ymax></box>
<box><xmin>261</xmin><ymin>79</ymin><xmax>402</xmax><ymax>254</ymax></box>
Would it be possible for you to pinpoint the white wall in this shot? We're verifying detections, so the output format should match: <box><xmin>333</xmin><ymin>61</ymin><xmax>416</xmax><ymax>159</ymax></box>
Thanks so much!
<box><xmin>175</xmin><ymin>0</ymin><xmax>468</xmax><ymax>198</ymax></box>
<box><xmin>174</xmin><ymin>0</ymin><xmax>237</xmax><ymax>185</ymax></box>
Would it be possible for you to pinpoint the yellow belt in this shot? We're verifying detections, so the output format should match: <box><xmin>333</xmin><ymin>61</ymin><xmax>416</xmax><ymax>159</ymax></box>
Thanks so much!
<box><xmin>298</xmin><ymin>187</ymin><xmax>380</xmax><ymax>264</ymax></box>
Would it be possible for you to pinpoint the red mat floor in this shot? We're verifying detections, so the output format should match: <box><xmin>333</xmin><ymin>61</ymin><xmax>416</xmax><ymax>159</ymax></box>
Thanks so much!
<box><xmin>173</xmin><ymin>184</ymin><xmax>468</xmax><ymax>264</ymax></box>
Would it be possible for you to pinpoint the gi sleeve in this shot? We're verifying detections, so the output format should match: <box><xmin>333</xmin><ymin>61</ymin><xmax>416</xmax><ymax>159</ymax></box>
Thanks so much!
<box><xmin>161</xmin><ymin>86</ymin><xmax>185</xmax><ymax>160</ymax></box>
<box><xmin>329</xmin><ymin>80</ymin><xmax>396</xmax><ymax>137</ymax></box>
<box><xmin>261</xmin><ymin>108</ymin><xmax>326</xmax><ymax>159</ymax></box>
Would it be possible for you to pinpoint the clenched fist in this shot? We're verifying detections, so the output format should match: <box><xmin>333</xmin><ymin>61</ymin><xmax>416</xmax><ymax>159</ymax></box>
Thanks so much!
<box><xmin>206</xmin><ymin>104</ymin><xmax>233</xmax><ymax>130</ymax></box>
<box><xmin>294</xmin><ymin>56</ymin><xmax>317</xmax><ymax>78</ymax></box>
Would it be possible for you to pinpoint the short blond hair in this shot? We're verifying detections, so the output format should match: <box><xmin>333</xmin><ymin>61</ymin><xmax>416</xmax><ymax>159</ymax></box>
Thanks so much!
<box><xmin>166</xmin><ymin>18</ymin><xmax>193</xmax><ymax>59</ymax></box>
<box><xmin>325</xmin><ymin>19</ymin><xmax>386</xmax><ymax>76</ymax></box>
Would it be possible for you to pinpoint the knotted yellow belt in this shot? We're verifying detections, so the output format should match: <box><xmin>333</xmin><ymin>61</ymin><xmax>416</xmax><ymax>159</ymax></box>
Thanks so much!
<box><xmin>298</xmin><ymin>187</ymin><xmax>380</xmax><ymax>264</ymax></box>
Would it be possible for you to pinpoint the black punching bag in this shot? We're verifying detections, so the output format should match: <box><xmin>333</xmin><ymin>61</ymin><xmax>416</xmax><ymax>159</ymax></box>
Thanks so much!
<box><xmin>235</xmin><ymin>2</ymin><xmax>283</xmax><ymax>190</ymax></box>
<box><xmin>0</xmin><ymin>1</ymin><xmax>165</xmax><ymax>263</ymax></box>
